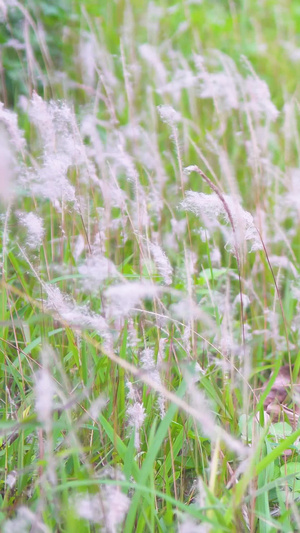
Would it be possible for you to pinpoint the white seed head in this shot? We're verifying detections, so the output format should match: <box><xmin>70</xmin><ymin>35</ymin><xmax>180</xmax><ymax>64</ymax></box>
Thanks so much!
<box><xmin>19</xmin><ymin>212</ymin><xmax>45</xmax><ymax>249</ymax></box>
<box><xmin>157</xmin><ymin>105</ymin><xmax>181</xmax><ymax>126</ymax></box>
<box><xmin>149</xmin><ymin>242</ymin><xmax>173</xmax><ymax>285</ymax></box>
<box><xmin>78</xmin><ymin>253</ymin><xmax>118</xmax><ymax>290</ymax></box>
<box><xmin>35</xmin><ymin>368</ymin><xmax>55</xmax><ymax>430</ymax></box>
<box><xmin>105</xmin><ymin>281</ymin><xmax>160</xmax><ymax>317</ymax></box>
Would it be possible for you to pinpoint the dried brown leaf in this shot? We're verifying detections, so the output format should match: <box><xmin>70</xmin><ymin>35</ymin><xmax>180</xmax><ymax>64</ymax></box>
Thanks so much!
<box><xmin>263</xmin><ymin>364</ymin><xmax>300</xmax><ymax>429</ymax></box>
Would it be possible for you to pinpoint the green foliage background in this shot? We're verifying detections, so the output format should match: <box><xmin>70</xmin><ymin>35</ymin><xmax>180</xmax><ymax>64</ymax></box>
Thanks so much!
<box><xmin>1</xmin><ymin>1</ymin><xmax>300</xmax><ymax>532</ymax></box>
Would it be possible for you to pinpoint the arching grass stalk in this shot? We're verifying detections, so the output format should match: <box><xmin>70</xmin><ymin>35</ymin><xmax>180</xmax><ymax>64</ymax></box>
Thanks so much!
<box><xmin>183</xmin><ymin>165</ymin><xmax>246</xmax><ymax>357</ymax></box>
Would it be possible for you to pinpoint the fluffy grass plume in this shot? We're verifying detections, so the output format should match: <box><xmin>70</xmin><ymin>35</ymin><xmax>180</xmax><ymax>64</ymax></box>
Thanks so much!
<box><xmin>2</xmin><ymin>1</ymin><xmax>300</xmax><ymax>532</ymax></box>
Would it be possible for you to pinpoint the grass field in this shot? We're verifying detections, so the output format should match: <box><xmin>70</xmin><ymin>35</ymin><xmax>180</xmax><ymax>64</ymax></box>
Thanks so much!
<box><xmin>2</xmin><ymin>0</ymin><xmax>300</xmax><ymax>531</ymax></box>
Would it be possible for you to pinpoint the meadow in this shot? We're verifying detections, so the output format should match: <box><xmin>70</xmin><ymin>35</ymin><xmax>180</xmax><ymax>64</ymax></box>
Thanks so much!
<box><xmin>1</xmin><ymin>0</ymin><xmax>300</xmax><ymax>531</ymax></box>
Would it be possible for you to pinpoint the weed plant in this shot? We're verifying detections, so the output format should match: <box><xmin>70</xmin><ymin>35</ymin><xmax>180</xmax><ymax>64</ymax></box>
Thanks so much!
<box><xmin>1</xmin><ymin>1</ymin><xmax>300</xmax><ymax>531</ymax></box>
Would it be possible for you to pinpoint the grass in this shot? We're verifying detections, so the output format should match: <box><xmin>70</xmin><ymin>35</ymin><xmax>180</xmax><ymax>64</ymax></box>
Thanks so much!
<box><xmin>1</xmin><ymin>0</ymin><xmax>300</xmax><ymax>531</ymax></box>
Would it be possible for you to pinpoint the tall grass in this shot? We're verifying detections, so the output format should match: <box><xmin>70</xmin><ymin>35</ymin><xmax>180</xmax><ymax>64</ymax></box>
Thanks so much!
<box><xmin>1</xmin><ymin>0</ymin><xmax>300</xmax><ymax>531</ymax></box>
